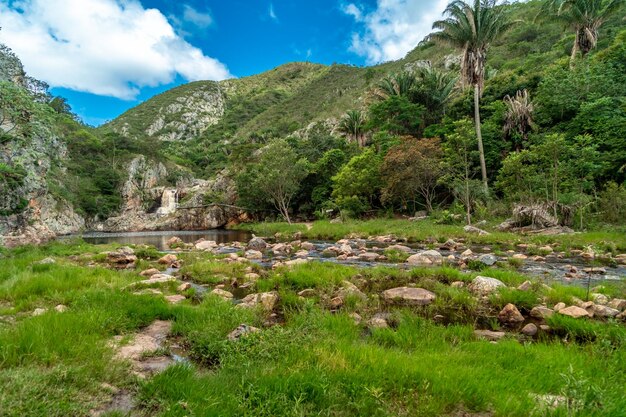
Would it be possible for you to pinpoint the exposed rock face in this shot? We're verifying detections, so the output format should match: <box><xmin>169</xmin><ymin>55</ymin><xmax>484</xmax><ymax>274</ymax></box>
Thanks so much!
<box><xmin>0</xmin><ymin>46</ymin><xmax>84</xmax><ymax>246</ymax></box>
<box><xmin>101</xmin><ymin>159</ymin><xmax>242</xmax><ymax>232</ymax></box>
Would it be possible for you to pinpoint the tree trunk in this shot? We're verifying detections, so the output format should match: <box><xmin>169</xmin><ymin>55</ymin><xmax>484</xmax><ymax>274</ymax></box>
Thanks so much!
<box><xmin>474</xmin><ymin>84</ymin><xmax>489</xmax><ymax>194</ymax></box>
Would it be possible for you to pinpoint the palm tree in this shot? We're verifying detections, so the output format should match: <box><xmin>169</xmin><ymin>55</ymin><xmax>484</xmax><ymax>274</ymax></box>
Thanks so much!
<box><xmin>414</xmin><ymin>66</ymin><xmax>459</xmax><ymax>125</ymax></box>
<box><xmin>431</xmin><ymin>0</ymin><xmax>515</xmax><ymax>193</ymax></box>
<box><xmin>542</xmin><ymin>0</ymin><xmax>624</xmax><ymax>64</ymax></box>
<box><xmin>371</xmin><ymin>72</ymin><xmax>416</xmax><ymax>101</ymax></box>
<box><xmin>338</xmin><ymin>110</ymin><xmax>367</xmax><ymax>147</ymax></box>
<box><xmin>503</xmin><ymin>89</ymin><xmax>534</xmax><ymax>151</ymax></box>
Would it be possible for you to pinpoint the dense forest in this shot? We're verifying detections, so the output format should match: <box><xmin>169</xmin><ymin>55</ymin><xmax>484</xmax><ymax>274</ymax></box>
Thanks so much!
<box><xmin>1</xmin><ymin>0</ymin><xmax>625</xmax><ymax>228</ymax></box>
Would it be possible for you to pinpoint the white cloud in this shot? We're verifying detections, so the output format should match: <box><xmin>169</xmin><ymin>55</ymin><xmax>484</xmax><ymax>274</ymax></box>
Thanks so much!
<box><xmin>342</xmin><ymin>3</ymin><xmax>363</xmax><ymax>21</ymax></box>
<box><xmin>182</xmin><ymin>4</ymin><xmax>213</xmax><ymax>29</ymax></box>
<box><xmin>343</xmin><ymin>0</ymin><xmax>449</xmax><ymax>64</ymax></box>
<box><xmin>0</xmin><ymin>0</ymin><xmax>232</xmax><ymax>99</ymax></box>
<box><xmin>269</xmin><ymin>3</ymin><xmax>278</xmax><ymax>22</ymax></box>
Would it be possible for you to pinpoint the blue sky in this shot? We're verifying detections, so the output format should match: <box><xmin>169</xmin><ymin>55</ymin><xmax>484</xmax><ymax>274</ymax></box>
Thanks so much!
<box><xmin>0</xmin><ymin>0</ymin><xmax>449</xmax><ymax>125</ymax></box>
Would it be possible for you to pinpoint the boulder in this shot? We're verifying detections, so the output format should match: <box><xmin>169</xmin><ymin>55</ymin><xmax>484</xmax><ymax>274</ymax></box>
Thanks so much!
<box><xmin>387</xmin><ymin>244</ymin><xmax>412</xmax><ymax>253</ymax></box>
<box><xmin>177</xmin><ymin>283</ymin><xmax>191</xmax><ymax>292</ymax></box>
<box><xmin>463</xmin><ymin>225</ymin><xmax>490</xmax><ymax>235</ymax></box>
<box><xmin>247</xmin><ymin>237</ymin><xmax>267</xmax><ymax>251</ymax></box>
<box><xmin>382</xmin><ymin>287</ymin><xmax>436</xmax><ymax>306</ymax></box>
<box><xmin>368</xmin><ymin>313</ymin><xmax>390</xmax><ymax>329</ymax></box>
<box><xmin>558</xmin><ymin>306</ymin><xmax>590</xmax><ymax>319</ymax></box>
<box><xmin>329</xmin><ymin>297</ymin><xmax>344</xmax><ymax>309</ymax></box>
<box><xmin>359</xmin><ymin>252</ymin><xmax>380</xmax><ymax>262</ymax></box>
<box><xmin>498</xmin><ymin>303</ymin><xmax>525</xmax><ymax>325</ymax></box>
<box><xmin>478</xmin><ymin>254</ymin><xmax>497</xmax><ymax>266</ymax></box>
<box><xmin>166</xmin><ymin>236</ymin><xmax>183</xmax><ymax>248</ymax></box>
<box><xmin>237</xmin><ymin>292</ymin><xmax>278</xmax><ymax>311</ymax></box>
<box><xmin>517</xmin><ymin>280</ymin><xmax>533</xmax><ymax>291</ymax></box>
<box><xmin>107</xmin><ymin>247</ymin><xmax>137</xmax><ymax>266</ymax></box>
<box><xmin>592</xmin><ymin>305</ymin><xmax>620</xmax><ymax>318</ymax></box>
<box><xmin>157</xmin><ymin>254</ymin><xmax>178</xmax><ymax>265</ymax></box>
<box><xmin>336</xmin><ymin>281</ymin><xmax>366</xmax><ymax>300</ymax></box>
<box><xmin>460</xmin><ymin>249</ymin><xmax>473</xmax><ymax>259</ymax></box>
<box><xmin>211</xmin><ymin>288</ymin><xmax>234</xmax><ymax>300</ymax></box>
<box><xmin>530</xmin><ymin>306</ymin><xmax>554</xmax><ymax>319</ymax></box>
<box><xmin>300</xmin><ymin>242</ymin><xmax>315</xmax><ymax>251</ymax></box>
<box><xmin>607</xmin><ymin>299</ymin><xmax>626</xmax><ymax>311</ymax></box>
<box><xmin>539</xmin><ymin>245</ymin><xmax>553</xmax><ymax>254</ymax></box>
<box><xmin>474</xmin><ymin>329</ymin><xmax>505</xmax><ymax>341</ymax></box>
<box><xmin>521</xmin><ymin>323</ymin><xmax>538</xmax><ymax>336</ymax></box>
<box><xmin>468</xmin><ymin>276</ymin><xmax>505</xmax><ymax>295</ymax></box>
<box><xmin>164</xmin><ymin>295</ymin><xmax>186</xmax><ymax>304</ymax></box>
<box><xmin>615</xmin><ymin>254</ymin><xmax>626</xmax><ymax>265</ymax></box>
<box><xmin>133</xmin><ymin>274</ymin><xmax>177</xmax><ymax>287</ymax></box>
<box><xmin>512</xmin><ymin>253</ymin><xmax>527</xmax><ymax>260</ymax></box>
<box><xmin>245</xmin><ymin>250</ymin><xmax>263</xmax><ymax>260</ymax></box>
<box><xmin>140</xmin><ymin>268</ymin><xmax>160</xmax><ymax>277</ymax></box>
<box><xmin>195</xmin><ymin>240</ymin><xmax>217</xmax><ymax>251</ymax></box>
<box><xmin>227</xmin><ymin>324</ymin><xmax>260</xmax><ymax>341</ymax></box>
<box><xmin>592</xmin><ymin>293</ymin><xmax>608</xmax><ymax>305</ymax></box>
<box><xmin>553</xmin><ymin>302</ymin><xmax>566</xmax><ymax>312</ymax></box>
<box><xmin>406</xmin><ymin>250</ymin><xmax>443</xmax><ymax>266</ymax></box>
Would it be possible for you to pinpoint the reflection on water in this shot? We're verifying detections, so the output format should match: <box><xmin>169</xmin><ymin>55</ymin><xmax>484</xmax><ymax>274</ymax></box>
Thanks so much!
<box><xmin>61</xmin><ymin>229</ymin><xmax>251</xmax><ymax>251</ymax></box>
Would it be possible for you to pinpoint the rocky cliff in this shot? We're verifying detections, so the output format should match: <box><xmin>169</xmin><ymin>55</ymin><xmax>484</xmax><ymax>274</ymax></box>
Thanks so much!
<box><xmin>0</xmin><ymin>46</ymin><xmax>84</xmax><ymax>247</ymax></box>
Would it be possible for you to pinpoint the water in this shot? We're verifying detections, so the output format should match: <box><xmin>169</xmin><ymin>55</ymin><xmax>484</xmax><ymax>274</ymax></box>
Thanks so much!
<box><xmin>62</xmin><ymin>229</ymin><xmax>251</xmax><ymax>251</ymax></box>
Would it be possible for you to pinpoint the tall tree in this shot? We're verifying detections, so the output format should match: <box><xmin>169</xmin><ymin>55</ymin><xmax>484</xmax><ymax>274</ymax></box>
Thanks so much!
<box><xmin>543</xmin><ymin>0</ymin><xmax>625</xmax><ymax>64</ymax></box>
<box><xmin>338</xmin><ymin>110</ymin><xmax>367</xmax><ymax>147</ymax></box>
<box><xmin>431</xmin><ymin>0</ymin><xmax>515</xmax><ymax>193</ymax></box>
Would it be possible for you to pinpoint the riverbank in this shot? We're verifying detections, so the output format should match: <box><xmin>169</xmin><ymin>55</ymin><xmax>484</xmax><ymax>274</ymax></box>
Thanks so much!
<box><xmin>233</xmin><ymin>218</ymin><xmax>626</xmax><ymax>252</ymax></box>
<box><xmin>1</xmin><ymin>235</ymin><xmax>625</xmax><ymax>416</ymax></box>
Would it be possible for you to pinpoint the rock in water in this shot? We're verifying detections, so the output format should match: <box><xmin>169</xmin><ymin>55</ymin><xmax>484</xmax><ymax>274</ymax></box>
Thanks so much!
<box><xmin>406</xmin><ymin>250</ymin><xmax>443</xmax><ymax>266</ymax></box>
<box><xmin>247</xmin><ymin>237</ymin><xmax>267</xmax><ymax>251</ymax></box>
<box><xmin>478</xmin><ymin>254</ymin><xmax>497</xmax><ymax>266</ymax></box>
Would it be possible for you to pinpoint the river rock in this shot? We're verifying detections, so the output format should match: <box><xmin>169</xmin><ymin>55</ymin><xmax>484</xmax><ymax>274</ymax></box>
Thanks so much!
<box><xmin>300</xmin><ymin>241</ymin><xmax>315</xmax><ymax>251</ymax></box>
<box><xmin>468</xmin><ymin>276</ymin><xmax>505</xmax><ymax>295</ymax></box>
<box><xmin>245</xmin><ymin>250</ymin><xmax>263</xmax><ymax>260</ymax></box>
<box><xmin>553</xmin><ymin>302</ymin><xmax>566</xmax><ymax>312</ymax></box>
<box><xmin>530</xmin><ymin>306</ymin><xmax>554</xmax><ymax>319</ymax></box>
<box><xmin>521</xmin><ymin>323</ymin><xmax>538</xmax><ymax>336</ymax></box>
<box><xmin>211</xmin><ymin>288</ymin><xmax>234</xmax><ymax>300</ymax></box>
<box><xmin>359</xmin><ymin>252</ymin><xmax>380</xmax><ymax>262</ymax></box>
<box><xmin>608</xmin><ymin>299</ymin><xmax>626</xmax><ymax>311</ymax></box>
<box><xmin>228</xmin><ymin>324</ymin><xmax>260</xmax><ymax>341</ymax></box>
<box><xmin>336</xmin><ymin>281</ymin><xmax>366</xmax><ymax>300</ymax></box>
<box><xmin>247</xmin><ymin>237</ymin><xmax>267</xmax><ymax>251</ymax></box>
<box><xmin>558</xmin><ymin>306</ymin><xmax>590</xmax><ymax>318</ymax></box>
<box><xmin>498</xmin><ymin>303</ymin><xmax>525</xmax><ymax>325</ymax></box>
<box><xmin>406</xmin><ymin>250</ymin><xmax>442</xmax><ymax>266</ymax></box>
<box><xmin>166</xmin><ymin>236</ymin><xmax>182</xmax><ymax>248</ymax></box>
<box><xmin>140</xmin><ymin>268</ymin><xmax>160</xmax><ymax>276</ymax></box>
<box><xmin>237</xmin><ymin>292</ymin><xmax>278</xmax><ymax>311</ymax></box>
<box><xmin>164</xmin><ymin>295</ymin><xmax>186</xmax><ymax>304</ymax></box>
<box><xmin>512</xmin><ymin>253</ymin><xmax>527</xmax><ymax>260</ymax></box>
<box><xmin>387</xmin><ymin>244</ymin><xmax>412</xmax><ymax>253</ymax></box>
<box><xmin>615</xmin><ymin>254</ymin><xmax>626</xmax><ymax>265</ymax></box>
<box><xmin>591</xmin><ymin>293</ymin><xmax>608</xmax><ymax>305</ymax></box>
<box><xmin>478</xmin><ymin>254</ymin><xmax>497</xmax><ymax>266</ymax></box>
<box><xmin>157</xmin><ymin>254</ymin><xmax>178</xmax><ymax>265</ymax></box>
<box><xmin>382</xmin><ymin>287</ymin><xmax>435</xmax><ymax>306</ymax></box>
<box><xmin>195</xmin><ymin>240</ymin><xmax>217</xmax><ymax>251</ymax></box>
<box><xmin>517</xmin><ymin>280</ymin><xmax>533</xmax><ymax>291</ymax></box>
<box><xmin>460</xmin><ymin>249</ymin><xmax>473</xmax><ymax>259</ymax></box>
<box><xmin>474</xmin><ymin>329</ymin><xmax>505</xmax><ymax>341</ymax></box>
<box><xmin>177</xmin><ymin>283</ymin><xmax>191</xmax><ymax>292</ymax></box>
<box><xmin>107</xmin><ymin>247</ymin><xmax>137</xmax><ymax>267</ymax></box>
<box><xmin>593</xmin><ymin>305</ymin><xmax>620</xmax><ymax>318</ymax></box>
<box><xmin>463</xmin><ymin>225</ymin><xmax>490</xmax><ymax>235</ymax></box>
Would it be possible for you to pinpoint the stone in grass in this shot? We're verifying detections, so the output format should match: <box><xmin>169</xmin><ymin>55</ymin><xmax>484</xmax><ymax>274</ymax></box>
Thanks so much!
<box><xmin>368</xmin><ymin>313</ymin><xmax>389</xmax><ymax>329</ymax></box>
<box><xmin>474</xmin><ymin>329</ymin><xmax>505</xmax><ymax>341</ymax></box>
<box><xmin>36</xmin><ymin>257</ymin><xmax>56</xmax><ymax>265</ymax></box>
<box><xmin>211</xmin><ymin>289</ymin><xmax>234</xmax><ymax>300</ymax></box>
<box><xmin>498</xmin><ymin>303</ymin><xmax>525</xmax><ymax>325</ymax></box>
<box><xmin>136</xmin><ymin>274</ymin><xmax>177</xmax><ymax>286</ymax></box>
<box><xmin>329</xmin><ymin>297</ymin><xmax>344</xmax><ymax>309</ymax></box>
<box><xmin>608</xmin><ymin>299</ymin><xmax>626</xmax><ymax>311</ymax></box>
<box><xmin>517</xmin><ymin>280</ymin><xmax>533</xmax><ymax>291</ymax></box>
<box><xmin>227</xmin><ymin>324</ymin><xmax>260</xmax><ymax>341</ymax></box>
<box><xmin>157</xmin><ymin>254</ymin><xmax>178</xmax><ymax>265</ymax></box>
<box><xmin>406</xmin><ymin>250</ymin><xmax>443</xmax><ymax>266</ymax></box>
<box><xmin>54</xmin><ymin>304</ymin><xmax>68</xmax><ymax>313</ymax></box>
<box><xmin>236</xmin><ymin>292</ymin><xmax>279</xmax><ymax>311</ymax></box>
<box><xmin>530</xmin><ymin>306</ymin><xmax>554</xmax><ymax>319</ymax></box>
<box><xmin>382</xmin><ymin>287</ymin><xmax>436</xmax><ymax>306</ymax></box>
<box><xmin>468</xmin><ymin>276</ymin><xmax>505</xmax><ymax>295</ymax></box>
<box><xmin>521</xmin><ymin>323</ymin><xmax>538</xmax><ymax>337</ymax></box>
<box><xmin>558</xmin><ymin>306</ymin><xmax>590</xmax><ymax>319</ymax></box>
<box><xmin>32</xmin><ymin>308</ymin><xmax>47</xmax><ymax>316</ymax></box>
<box><xmin>297</xmin><ymin>289</ymin><xmax>316</xmax><ymax>298</ymax></box>
<box><xmin>553</xmin><ymin>302</ymin><xmax>566</xmax><ymax>312</ymax></box>
<box><xmin>164</xmin><ymin>295</ymin><xmax>186</xmax><ymax>304</ymax></box>
<box><xmin>177</xmin><ymin>283</ymin><xmax>191</xmax><ymax>292</ymax></box>
<box><xmin>592</xmin><ymin>305</ymin><xmax>620</xmax><ymax>318</ymax></box>
<box><xmin>463</xmin><ymin>225</ymin><xmax>490</xmax><ymax>235</ymax></box>
<box><xmin>140</xmin><ymin>268</ymin><xmax>160</xmax><ymax>277</ymax></box>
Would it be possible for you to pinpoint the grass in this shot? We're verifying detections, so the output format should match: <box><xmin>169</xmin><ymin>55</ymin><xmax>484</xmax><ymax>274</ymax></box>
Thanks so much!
<box><xmin>0</xmin><ymin>241</ymin><xmax>625</xmax><ymax>416</ymax></box>
<box><xmin>233</xmin><ymin>219</ymin><xmax>626</xmax><ymax>252</ymax></box>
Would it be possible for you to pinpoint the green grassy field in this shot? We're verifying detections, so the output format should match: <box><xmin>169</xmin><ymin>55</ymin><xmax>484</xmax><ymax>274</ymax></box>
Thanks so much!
<box><xmin>0</xmin><ymin>241</ymin><xmax>625</xmax><ymax>416</ymax></box>
<box><xmin>233</xmin><ymin>218</ymin><xmax>626</xmax><ymax>252</ymax></box>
